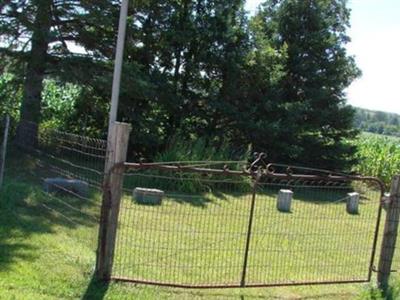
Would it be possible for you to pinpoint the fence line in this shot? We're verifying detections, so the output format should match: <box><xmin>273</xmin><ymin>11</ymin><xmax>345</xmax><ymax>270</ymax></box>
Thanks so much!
<box><xmin>16</xmin><ymin>120</ymin><xmax>107</xmax><ymax>187</ymax></box>
<box><xmin>10</xmin><ymin>120</ymin><xmax>107</xmax><ymax>266</ymax></box>
<box><xmin>6</xmin><ymin>119</ymin><xmax>400</xmax><ymax>291</ymax></box>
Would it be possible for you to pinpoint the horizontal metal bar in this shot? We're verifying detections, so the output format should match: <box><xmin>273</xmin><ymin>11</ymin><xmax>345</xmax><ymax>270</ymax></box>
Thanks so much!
<box><xmin>121</xmin><ymin>162</ymin><xmax>385</xmax><ymax>194</ymax></box>
<box><xmin>111</xmin><ymin>276</ymin><xmax>370</xmax><ymax>289</ymax></box>
<box><xmin>123</xmin><ymin>162</ymin><xmax>250</xmax><ymax>176</ymax></box>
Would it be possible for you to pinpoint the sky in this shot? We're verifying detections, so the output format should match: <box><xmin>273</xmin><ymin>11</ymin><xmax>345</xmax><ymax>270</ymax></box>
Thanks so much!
<box><xmin>245</xmin><ymin>0</ymin><xmax>400</xmax><ymax>114</ymax></box>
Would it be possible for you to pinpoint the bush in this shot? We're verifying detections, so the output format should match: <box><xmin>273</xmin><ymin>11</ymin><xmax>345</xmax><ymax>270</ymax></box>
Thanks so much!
<box><xmin>0</xmin><ymin>73</ymin><xmax>22</xmax><ymax>136</ymax></box>
<box><xmin>41</xmin><ymin>79</ymin><xmax>82</xmax><ymax>131</ymax></box>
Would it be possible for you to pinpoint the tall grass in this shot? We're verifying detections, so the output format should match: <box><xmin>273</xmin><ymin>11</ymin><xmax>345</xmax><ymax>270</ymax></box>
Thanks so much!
<box><xmin>128</xmin><ymin>133</ymin><xmax>399</xmax><ymax>193</ymax></box>
<box><xmin>154</xmin><ymin>136</ymin><xmax>248</xmax><ymax>164</ymax></box>
<box><xmin>354</xmin><ymin>133</ymin><xmax>400</xmax><ymax>187</ymax></box>
<box><xmin>124</xmin><ymin>137</ymin><xmax>251</xmax><ymax>194</ymax></box>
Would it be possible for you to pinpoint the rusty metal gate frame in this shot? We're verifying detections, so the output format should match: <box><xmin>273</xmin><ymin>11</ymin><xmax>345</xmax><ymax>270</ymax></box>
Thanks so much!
<box><xmin>106</xmin><ymin>155</ymin><xmax>386</xmax><ymax>288</ymax></box>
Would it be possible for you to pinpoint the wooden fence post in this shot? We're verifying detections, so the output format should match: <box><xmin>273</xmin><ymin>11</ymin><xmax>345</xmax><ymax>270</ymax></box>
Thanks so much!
<box><xmin>0</xmin><ymin>115</ymin><xmax>10</xmax><ymax>189</ymax></box>
<box><xmin>378</xmin><ymin>175</ymin><xmax>400</xmax><ymax>292</ymax></box>
<box><xmin>96</xmin><ymin>122</ymin><xmax>131</xmax><ymax>281</ymax></box>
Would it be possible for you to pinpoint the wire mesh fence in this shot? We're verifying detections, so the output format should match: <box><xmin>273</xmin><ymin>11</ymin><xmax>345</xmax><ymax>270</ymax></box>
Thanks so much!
<box><xmin>16</xmin><ymin>120</ymin><xmax>107</xmax><ymax>187</ymax></box>
<box><xmin>115</xmin><ymin>166</ymin><xmax>253</xmax><ymax>286</ymax></box>
<box><xmin>12</xmin><ymin>120</ymin><xmax>107</xmax><ymax>264</ymax></box>
<box><xmin>110</xmin><ymin>164</ymin><xmax>384</xmax><ymax>288</ymax></box>
<box><xmin>249</xmin><ymin>181</ymin><xmax>381</xmax><ymax>286</ymax></box>
<box><xmin>7</xmin><ymin>121</ymin><xmax>400</xmax><ymax>290</ymax></box>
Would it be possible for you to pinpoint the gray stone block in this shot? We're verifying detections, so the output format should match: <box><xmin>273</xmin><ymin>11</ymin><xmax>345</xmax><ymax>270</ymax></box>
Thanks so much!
<box><xmin>277</xmin><ymin>189</ymin><xmax>293</xmax><ymax>212</ymax></box>
<box><xmin>43</xmin><ymin>178</ymin><xmax>89</xmax><ymax>198</ymax></box>
<box><xmin>134</xmin><ymin>187</ymin><xmax>164</xmax><ymax>205</ymax></box>
<box><xmin>346</xmin><ymin>192</ymin><xmax>360</xmax><ymax>214</ymax></box>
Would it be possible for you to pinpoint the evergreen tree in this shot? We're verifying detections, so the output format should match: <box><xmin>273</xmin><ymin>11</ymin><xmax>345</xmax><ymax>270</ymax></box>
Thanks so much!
<box><xmin>255</xmin><ymin>0</ymin><xmax>360</xmax><ymax>169</ymax></box>
<box><xmin>0</xmin><ymin>0</ymin><xmax>119</xmax><ymax>144</ymax></box>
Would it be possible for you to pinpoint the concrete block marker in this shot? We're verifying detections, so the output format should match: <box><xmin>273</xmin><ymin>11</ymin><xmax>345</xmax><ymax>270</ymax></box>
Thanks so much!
<box><xmin>277</xmin><ymin>189</ymin><xmax>293</xmax><ymax>212</ymax></box>
<box><xmin>134</xmin><ymin>187</ymin><xmax>164</xmax><ymax>205</ymax></box>
<box><xmin>347</xmin><ymin>192</ymin><xmax>360</xmax><ymax>214</ymax></box>
<box><xmin>43</xmin><ymin>178</ymin><xmax>89</xmax><ymax>198</ymax></box>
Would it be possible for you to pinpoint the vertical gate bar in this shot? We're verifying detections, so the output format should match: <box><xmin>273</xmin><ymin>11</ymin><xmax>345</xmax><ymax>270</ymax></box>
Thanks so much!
<box><xmin>367</xmin><ymin>180</ymin><xmax>385</xmax><ymax>281</ymax></box>
<box><xmin>240</xmin><ymin>171</ymin><xmax>260</xmax><ymax>287</ymax></box>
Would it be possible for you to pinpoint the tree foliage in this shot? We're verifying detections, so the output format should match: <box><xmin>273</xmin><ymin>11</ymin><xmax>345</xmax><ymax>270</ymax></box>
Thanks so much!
<box><xmin>252</xmin><ymin>0</ymin><xmax>360</xmax><ymax>169</ymax></box>
<box><xmin>0</xmin><ymin>0</ymin><xmax>361</xmax><ymax>169</ymax></box>
<box><xmin>354</xmin><ymin>107</ymin><xmax>400</xmax><ymax>137</ymax></box>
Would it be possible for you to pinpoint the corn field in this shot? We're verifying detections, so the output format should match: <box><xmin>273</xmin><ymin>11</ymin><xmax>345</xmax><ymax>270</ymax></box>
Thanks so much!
<box><xmin>354</xmin><ymin>133</ymin><xmax>400</xmax><ymax>187</ymax></box>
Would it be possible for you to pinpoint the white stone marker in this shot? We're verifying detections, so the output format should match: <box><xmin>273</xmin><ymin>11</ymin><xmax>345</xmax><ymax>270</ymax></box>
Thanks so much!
<box><xmin>347</xmin><ymin>192</ymin><xmax>360</xmax><ymax>214</ymax></box>
<box><xmin>277</xmin><ymin>189</ymin><xmax>293</xmax><ymax>212</ymax></box>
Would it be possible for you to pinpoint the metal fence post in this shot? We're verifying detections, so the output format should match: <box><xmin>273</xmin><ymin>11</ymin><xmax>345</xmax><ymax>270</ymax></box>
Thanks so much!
<box><xmin>378</xmin><ymin>175</ymin><xmax>400</xmax><ymax>291</ymax></box>
<box><xmin>0</xmin><ymin>115</ymin><xmax>10</xmax><ymax>189</ymax></box>
<box><xmin>240</xmin><ymin>169</ymin><xmax>261</xmax><ymax>287</ymax></box>
<box><xmin>96</xmin><ymin>121</ymin><xmax>131</xmax><ymax>281</ymax></box>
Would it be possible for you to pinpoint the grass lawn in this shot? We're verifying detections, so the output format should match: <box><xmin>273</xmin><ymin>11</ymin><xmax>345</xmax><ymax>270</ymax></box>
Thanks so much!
<box><xmin>1</xmin><ymin>151</ymin><xmax>400</xmax><ymax>299</ymax></box>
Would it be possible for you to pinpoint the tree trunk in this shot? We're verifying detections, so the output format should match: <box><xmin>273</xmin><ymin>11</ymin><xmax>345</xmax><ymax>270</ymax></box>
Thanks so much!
<box><xmin>17</xmin><ymin>0</ymin><xmax>52</xmax><ymax>147</ymax></box>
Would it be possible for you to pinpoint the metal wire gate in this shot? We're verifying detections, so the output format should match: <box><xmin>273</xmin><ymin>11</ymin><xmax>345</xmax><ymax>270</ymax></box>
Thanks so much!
<box><xmin>108</xmin><ymin>158</ymin><xmax>385</xmax><ymax>288</ymax></box>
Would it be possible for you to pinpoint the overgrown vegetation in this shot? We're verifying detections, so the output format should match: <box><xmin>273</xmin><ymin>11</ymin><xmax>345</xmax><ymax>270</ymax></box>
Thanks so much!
<box><xmin>353</xmin><ymin>133</ymin><xmax>400</xmax><ymax>187</ymax></box>
<box><xmin>41</xmin><ymin>80</ymin><xmax>82</xmax><ymax>131</ymax></box>
<box><xmin>123</xmin><ymin>137</ymin><xmax>252</xmax><ymax>193</ymax></box>
<box><xmin>0</xmin><ymin>72</ymin><xmax>22</xmax><ymax>135</ymax></box>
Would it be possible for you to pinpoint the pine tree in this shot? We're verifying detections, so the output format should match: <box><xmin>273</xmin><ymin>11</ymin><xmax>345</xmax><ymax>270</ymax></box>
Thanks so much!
<box><xmin>255</xmin><ymin>0</ymin><xmax>360</xmax><ymax>169</ymax></box>
<box><xmin>0</xmin><ymin>1</ymin><xmax>119</xmax><ymax>145</ymax></box>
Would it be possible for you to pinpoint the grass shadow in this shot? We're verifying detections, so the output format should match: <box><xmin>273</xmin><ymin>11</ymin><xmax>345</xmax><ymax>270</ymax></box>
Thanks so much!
<box><xmin>130</xmin><ymin>188</ymin><xmax>254</xmax><ymax>208</ymax></box>
<box><xmin>0</xmin><ymin>148</ymin><xmax>101</xmax><ymax>271</ymax></box>
<box><xmin>123</xmin><ymin>169</ymin><xmax>252</xmax><ymax>207</ymax></box>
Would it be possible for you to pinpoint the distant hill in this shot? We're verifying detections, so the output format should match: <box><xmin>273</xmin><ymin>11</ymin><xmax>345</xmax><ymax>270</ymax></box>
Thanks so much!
<box><xmin>353</xmin><ymin>107</ymin><xmax>400</xmax><ymax>137</ymax></box>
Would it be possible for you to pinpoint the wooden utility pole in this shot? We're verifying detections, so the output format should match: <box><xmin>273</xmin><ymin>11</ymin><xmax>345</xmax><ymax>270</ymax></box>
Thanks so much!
<box><xmin>95</xmin><ymin>0</ymin><xmax>130</xmax><ymax>281</ymax></box>
<box><xmin>0</xmin><ymin>115</ymin><xmax>10</xmax><ymax>189</ymax></box>
<box><xmin>108</xmin><ymin>0</ymin><xmax>129</xmax><ymax>127</ymax></box>
<box><xmin>96</xmin><ymin>122</ymin><xmax>131</xmax><ymax>280</ymax></box>
<box><xmin>378</xmin><ymin>175</ymin><xmax>400</xmax><ymax>292</ymax></box>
